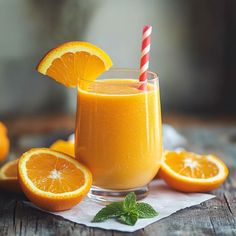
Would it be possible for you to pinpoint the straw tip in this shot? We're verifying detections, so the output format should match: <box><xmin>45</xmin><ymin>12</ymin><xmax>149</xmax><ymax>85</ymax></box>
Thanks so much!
<box><xmin>143</xmin><ymin>25</ymin><xmax>152</xmax><ymax>31</ymax></box>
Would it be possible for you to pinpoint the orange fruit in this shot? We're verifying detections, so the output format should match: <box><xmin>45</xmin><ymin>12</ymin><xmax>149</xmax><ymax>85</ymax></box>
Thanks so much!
<box><xmin>159</xmin><ymin>150</ymin><xmax>228</xmax><ymax>192</ymax></box>
<box><xmin>0</xmin><ymin>122</ymin><xmax>10</xmax><ymax>162</ymax></box>
<box><xmin>50</xmin><ymin>140</ymin><xmax>74</xmax><ymax>157</ymax></box>
<box><xmin>18</xmin><ymin>148</ymin><xmax>92</xmax><ymax>211</ymax></box>
<box><xmin>0</xmin><ymin>159</ymin><xmax>21</xmax><ymax>192</ymax></box>
<box><xmin>37</xmin><ymin>41</ymin><xmax>112</xmax><ymax>88</ymax></box>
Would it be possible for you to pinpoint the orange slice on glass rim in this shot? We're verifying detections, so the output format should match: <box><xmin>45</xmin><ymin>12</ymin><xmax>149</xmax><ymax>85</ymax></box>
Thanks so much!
<box><xmin>36</xmin><ymin>41</ymin><xmax>112</xmax><ymax>88</ymax></box>
<box><xmin>159</xmin><ymin>150</ymin><xmax>228</xmax><ymax>192</ymax></box>
<box><xmin>0</xmin><ymin>159</ymin><xmax>21</xmax><ymax>192</ymax></box>
<box><xmin>18</xmin><ymin>148</ymin><xmax>92</xmax><ymax>211</ymax></box>
<box><xmin>50</xmin><ymin>140</ymin><xmax>75</xmax><ymax>157</ymax></box>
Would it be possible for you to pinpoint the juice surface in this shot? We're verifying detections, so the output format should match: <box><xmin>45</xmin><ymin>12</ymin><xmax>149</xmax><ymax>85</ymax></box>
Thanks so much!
<box><xmin>75</xmin><ymin>79</ymin><xmax>162</xmax><ymax>189</ymax></box>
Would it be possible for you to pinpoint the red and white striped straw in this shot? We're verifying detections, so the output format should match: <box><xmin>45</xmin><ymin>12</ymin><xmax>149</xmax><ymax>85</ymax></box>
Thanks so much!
<box><xmin>139</xmin><ymin>25</ymin><xmax>152</xmax><ymax>90</ymax></box>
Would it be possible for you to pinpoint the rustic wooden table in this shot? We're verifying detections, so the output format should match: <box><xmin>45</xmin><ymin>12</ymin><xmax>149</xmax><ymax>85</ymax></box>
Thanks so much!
<box><xmin>0</xmin><ymin>115</ymin><xmax>236</xmax><ymax>236</ymax></box>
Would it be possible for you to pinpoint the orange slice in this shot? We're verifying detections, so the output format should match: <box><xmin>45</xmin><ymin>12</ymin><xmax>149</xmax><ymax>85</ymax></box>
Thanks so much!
<box><xmin>18</xmin><ymin>148</ymin><xmax>92</xmax><ymax>211</ymax></box>
<box><xmin>159</xmin><ymin>150</ymin><xmax>228</xmax><ymax>192</ymax></box>
<box><xmin>37</xmin><ymin>41</ymin><xmax>112</xmax><ymax>88</ymax></box>
<box><xmin>50</xmin><ymin>140</ymin><xmax>74</xmax><ymax>157</ymax></box>
<box><xmin>0</xmin><ymin>122</ymin><xmax>10</xmax><ymax>162</ymax></box>
<box><xmin>0</xmin><ymin>159</ymin><xmax>21</xmax><ymax>192</ymax></box>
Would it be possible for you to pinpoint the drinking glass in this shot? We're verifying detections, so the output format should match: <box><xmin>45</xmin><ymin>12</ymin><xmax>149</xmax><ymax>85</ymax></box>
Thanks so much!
<box><xmin>75</xmin><ymin>68</ymin><xmax>162</xmax><ymax>202</ymax></box>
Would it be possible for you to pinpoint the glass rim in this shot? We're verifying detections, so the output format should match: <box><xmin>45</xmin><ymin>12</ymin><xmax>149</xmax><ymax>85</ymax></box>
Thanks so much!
<box><xmin>78</xmin><ymin>67</ymin><xmax>159</xmax><ymax>83</ymax></box>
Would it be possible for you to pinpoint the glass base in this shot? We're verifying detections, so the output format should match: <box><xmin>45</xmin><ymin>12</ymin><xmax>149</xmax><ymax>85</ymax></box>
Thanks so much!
<box><xmin>88</xmin><ymin>185</ymin><xmax>149</xmax><ymax>204</ymax></box>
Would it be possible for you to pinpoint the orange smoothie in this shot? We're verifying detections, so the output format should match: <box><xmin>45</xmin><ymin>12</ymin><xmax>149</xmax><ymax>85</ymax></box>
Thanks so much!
<box><xmin>75</xmin><ymin>79</ymin><xmax>162</xmax><ymax>189</ymax></box>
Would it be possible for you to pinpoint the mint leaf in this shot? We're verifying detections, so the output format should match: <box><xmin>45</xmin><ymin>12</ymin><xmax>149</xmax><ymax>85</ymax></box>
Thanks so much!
<box><xmin>123</xmin><ymin>192</ymin><xmax>136</xmax><ymax>211</ymax></box>
<box><xmin>92</xmin><ymin>202</ymin><xmax>124</xmax><ymax>222</ymax></box>
<box><xmin>136</xmin><ymin>202</ymin><xmax>158</xmax><ymax>218</ymax></box>
<box><xmin>118</xmin><ymin>212</ymin><xmax>138</xmax><ymax>226</ymax></box>
<box><xmin>91</xmin><ymin>192</ymin><xmax>159</xmax><ymax>226</ymax></box>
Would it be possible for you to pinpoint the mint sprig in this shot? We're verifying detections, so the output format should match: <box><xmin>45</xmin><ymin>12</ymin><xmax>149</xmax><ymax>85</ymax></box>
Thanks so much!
<box><xmin>92</xmin><ymin>192</ymin><xmax>158</xmax><ymax>226</ymax></box>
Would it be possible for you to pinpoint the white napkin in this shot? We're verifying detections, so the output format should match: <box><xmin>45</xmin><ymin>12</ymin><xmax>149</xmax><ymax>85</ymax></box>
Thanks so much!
<box><xmin>26</xmin><ymin>180</ymin><xmax>214</xmax><ymax>232</ymax></box>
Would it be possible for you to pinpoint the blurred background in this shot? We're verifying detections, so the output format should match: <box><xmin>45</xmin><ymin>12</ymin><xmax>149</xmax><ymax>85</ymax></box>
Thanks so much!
<box><xmin>0</xmin><ymin>0</ymin><xmax>235</xmax><ymax>119</ymax></box>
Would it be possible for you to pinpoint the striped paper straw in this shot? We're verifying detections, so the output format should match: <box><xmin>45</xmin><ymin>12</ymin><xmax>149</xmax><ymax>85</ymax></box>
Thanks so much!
<box><xmin>139</xmin><ymin>25</ymin><xmax>152</xmax><ymax>90</ymax></box>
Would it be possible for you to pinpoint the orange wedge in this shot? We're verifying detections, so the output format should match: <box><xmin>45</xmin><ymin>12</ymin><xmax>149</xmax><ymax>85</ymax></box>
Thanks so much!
<box><xmin>0</xmin><ymin>159</ymin><xmax>21</xmax><ymax>192</ymax></box>
<box><xmin>37</xmin><ymin>41</ymin><xmax>112</xmax><ymax>88</ymax></box>
<box><xmin>0</xmin><ymin>122</ymin><xmax>10</xmax><ymax>162</ymax></box>
<box><xmin>159</xmin><ymin>150</ymin><xmax>228</xmax><ymax>192</ymax></box>
<box><xmin>18</xmin><ymin>148</ymin><xmax>92</xmax><ymax>211</ymax></box>
<box><xmin>50</xmin><ymin>140</ymin><xmax>74</xmax><ymax>157</ymax></box>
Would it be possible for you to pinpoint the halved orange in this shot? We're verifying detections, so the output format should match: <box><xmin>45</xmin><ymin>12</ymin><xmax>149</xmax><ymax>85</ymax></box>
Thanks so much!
<box><xmin>18</xmin><ymin>148</ymin><xmax>92</xmax><ymax>211</ymax></box>
<box><xmin>0</xmin><ymin>159</ymin><xmax>21</xmax><ymax>192</ymax></box>
<box><xmin>37</xmin><ymin>41</ymin><xmax>112</xmax><ymax>88</ymax></box>
<box><xmin>159</xmin><ymin>150</ymin><xmax>228</xmax><ymax>192</ymax></box>
<box><xmin>0</xmin><ymin>122</ymin><xmax>10</xmax><ymax>162</ymax></box>
<box><xmin>50</xmin><ymin>140</ymin><xmax>74</xmax><ymax>157</ymax></box>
